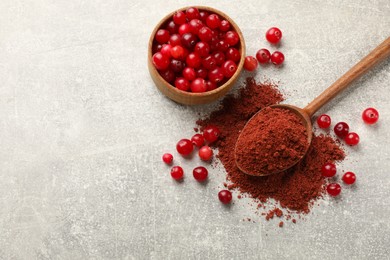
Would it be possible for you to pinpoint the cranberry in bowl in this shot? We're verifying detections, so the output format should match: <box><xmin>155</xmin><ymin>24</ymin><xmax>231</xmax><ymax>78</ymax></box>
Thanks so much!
<box><xmin>148</xmin><ymin>6</ymin><xmax>246</xmax><ymax>105</ymax></box>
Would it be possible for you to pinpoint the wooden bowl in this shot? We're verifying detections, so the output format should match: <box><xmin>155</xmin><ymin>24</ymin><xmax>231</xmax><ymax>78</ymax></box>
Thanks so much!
<box><xmin>148</xmin><ymin>6</ymin><xmax>246</xmax><ymax>105</ymax></box>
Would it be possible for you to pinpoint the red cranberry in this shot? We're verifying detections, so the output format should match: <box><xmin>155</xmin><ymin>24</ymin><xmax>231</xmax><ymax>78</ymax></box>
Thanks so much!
<box><xmin>327</xmin><ymin>183</ymin><xmax>341</xmax><ymax>197</ymax></box>
<box><xmin>199</xmin><ymin>146</ymin><xmax>213</xmax><ymax>161</ymax></box>
<box><xmin>199</xmin><ymin>11</ymin><xmax>209</xmax><ymax>23</ymax></box>
<box><xmin>321</xmin><ymin>162</ymin><xmax>337</xmax><ymax>177</ymax></box>
<box><xmin>186</xmin><ymin>7</ymin><xmax>200</xmax><ymax>20</ymax></box>
<box><xmin>166</xmin><ymin>20</ymin><xmax>179</xmax><ymax>34</ymax></box>
<box><xmin>256</xmin><ymin>48</ymin><xmax>271</xmax><ymax>64</ymax></box>
<box><xmin>216</xmin><ymin>40</ymin><xmax>229</xmax><ymax>52</ymax></box>
<box><xmin>218</xmin><ymin>190</ymin><xmax>232</xmax><ymax>204</ymax></box>
<box><xmin>169</xmin><ymin>34</ymin><xmax>182</xmax><ymax>46</ymax></box>
<box><xmin>198</xmin><ymin>26</ymin><xmax>213</xmax><ymax>42</ymax></box>
<box><xmin>182</xmin><ymin>67</ymin><xmax>196</xmax><ymax>81</ymax></box>
<box><xmin>224</xmin><ymin>31</ymin><xmax>239</xmax><ymax>46</ymax></box>
<box><xmin>178</xmin><ymin>23</ymin><xmax>192</xmax><ymax>35</ymax></box>
<box><xmin>189</xmin><ymin>19</ymin><xmax>203</xmax><ymax>34</ymax></box>
<box><xmin>266</xmin><ymin>27</ymin><xmax>282</xmax><ymax>44</ymax></box>
<box><xmin>194</xmin><ymin>41</ymin><xmax>210</xmax><ymax>57</ymax></box>
<box><xmin>170</xmin><ymin>45</ymin><xmax>186</xmax><ymax>60</ymax></box>
<box><xmin>186</xmin><ymin>53</ymin><xmax>202</xmax><ymax>68</ymax></box>
<box><xmin>160</xmin><ymin>44</ymin><xmax>172</xmax><ymax>58</ymax></box>
<box><xmin>203</xmin><ymin>125</ymin><xmax>220</xmax><ymax>143</ymax></box>
<box><xmin>208</xmin><ymin>67</ymin><xmax>224</xmax><ymax>84</ymax></box>
<box><xmin>174</xmin><ymin>77</ymin><xmax>190</xmax><ymax>91</ymax></box>
<box><xmin>171</xmin><ymin>166</ymin><xmax>184</xmax><ymax>180</ymax></box>
<box><xmin>193</xmin><ymin>166</ymin><xmax>208</xmax><ymax>182</ymax></box>
<box><xmin>334</xmin><ymin>122</ymin><xmax>349</xmax><ymax>138</ymax></box>
<box><xmin>226</xmin><ymin>47</ymin><xmax>240</xmax><ymax>63</ymax></box>
<box><xmin>342</xmin><ymin>172</ymin><xmax>356</xmax><ymax>185</ymax></box>
<box><xmin>271</xmin><ymin>51</ymin><xmax>284</xmax><ymax>65</ymax></box>
<box><xmin>222</xmin><ymin>60</ymin><xmax>237</xmax><ymax>78</ymax></box>
<box><xmin>362</xmin><ymin>108</ymin><xmax>379</xmax><ymax>124</ymax></box>
<box><xmin>206</xmin><ymin>14</ymin><xmax>221</xmax><ymax>29</ymax></box>
<box><xmin>202</xmin><ymin>55</ymin><xmax>217</xmax><ymax>70</ymax></box>
<box><xmin>213</xmin><ymin>51</ymin><xmax>226</xmax><ymax>66</ymax></box>
<box><xmin>219</xmin><ymin>20</ymin><xmax>230</xmax><ymax>31</ymax></box>
<box><xmin>152</xmin><ymin>44</ymin><xmax>163</xmax><ymax>54</ymax></box>
<box><xmin>155</xmin><ymin>29</ymin><xmax>170</xmax><ymax>44</ymax></box>
<box><xmin>196</xmin><ymin>68</ymin><xmax>208</xmax><ymax>79</ymax></box>
<box><xmin>160</xmin><ymin>70</ymin><xmax>175</xmax><ymax>83</ymax></box>
<box><xmin>162</xmin><ymin>153</ymin><xmax>173</xmax><ymax>164</ymax></box>
<box><xmin>345</xmin><ymin>132</ymin><xmax>359</xmax><ymax>146</ymax></box>
<box><xmin>317</xmin><ymin>114</ymin><xmax>331</xmax><ymax>129</ymax></box>
<box><xmin>243</xmin><ymin>56</ymin><xmax>258</xmax><ymax>71</ymax></box>
<box><xmin>170</xmin><ymin>59</ymin><xmax>185</xmax><ymax>73</ymax></box>
<box><xmin>152</xmin><ymin>52</ymin><xmax>170</xmax><ymax>70</ymax></box>
<box><xmin>206</xmin><ymin>81</ymin><xmax>217</xmax><ymax>91</ymax></box>
<box><xmin>173</xmin><ymin>11</ymin><xmax>187</xmax><ymax>25</ymax></box>
<box><xmin>191</xmin><ymin>78</ymin><xmax>207</xmax><ymax>93</ymax></box>
<box><xmin>191</xmin><ymin>134</ymin><xmax>205</xmax><ymax>147</ymax></box>
<box><xmin>181</xmin><ymin>33</ymin><xmax>198</xmax><ymax>50</ymax></box>
<box><xmin>176</xmin><ymin>139</ymin><xmax>193</xmax><ymax>155</ymax></box>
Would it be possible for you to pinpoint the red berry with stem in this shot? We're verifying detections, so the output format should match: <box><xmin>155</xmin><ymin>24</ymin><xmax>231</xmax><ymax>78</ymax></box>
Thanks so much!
<box><xmin>345</xmin><ymin>132</ymin><xmax>359</xmax><ymax>146</ymax></box>
<box><xmin>256</xmin><ymin>48</ymin><xmax>271</xmax><ymax>63</ymax></box>
<box><xmin>173</xmin><ymin>11</ymin><xmax>187</xmax><ymax>25</ymax></box>
<box><xmin>362</xmin><ymin>107</ymin><xmax>379</xmax><ymax>124</ymax></box>
<box><xmin>226</xmin><ymin>47</ymin><xmax>240</xmax><ymax>62</ymax></box>
<box><xmin>206</xmin><ymin>81</ymin><xmax>217</xmax><ymax>91</ymax></box>
<box><xmin>186</xmin><ymin>7</ymin><xmax>200</xmax><ymax>20</ymax></box>
<box><xmin>152</xmin><ymin>52</ymin><xmax>170</xmax><ymax>70</ymax></box>
<box><xmin>171</xmin><ymin>166</ymin><xmax>184</xmax><ymax>180</ymax></box>
<box><xmin>155</xmin><ymin>29</ymin><xmax>170</xmax><ymax>44</ymax></box>
<box><xmin>162</xmin><ymin>153</ymin><xmax>173</xmax><ymax>164</ymax></box>
<box><xmin>213</xmin><ymin>51</ymin><xmax>226</xmax><ymax>66</ymax></box>
<box><xmin>224</xmin><ymin>31</ymin><xmax>239</xmax><ymax>46</ymax></box>
<box><xmin>206</xmin><ymin>14</ymin><xmax>221</xmax><ymax>29</ymax></box>
<box><xmin>174</xmin><ymin>77</ymin><xmax>190</xmax><ymax>91</ymax></box>
<box><xmin>317</xmin><ymin>114</ymin><xmax>331</xmax><ymax>129</ymax></box>
<box><xmin>334</xmin><ymin>122</ymin><xmax>349</xmax><ymax>138</ymax></box>
<box><xmin>160</xmin><ymin>70</ymin><xmax>175</xmax><ymax>84</ymax></box>
<box><xmin>169</xmin><ymin>34</ymin><xmax>181</xmax><ymax>46</ymax></box>
<box><xmin>191</xmin><ymin>78</ymin><xmax>207</xmax><ymax>93</ymax></box>
<box><xmin>182</xmin><ymin>67</ymin><xmax>196</xmax><ymax>81</ymax></box>
<box><xmin>321</xmin><ymin>162</ymin><xmax>337</xmax><ymax>177</ymax></box>
<box><xmin>265</xmin><ymin>27</ymin><xmax>282</xmax><ymax>44</ymax></box>
<box><xmin>208</xmin><ymin>67</ymin><xmax>224</xmax><ymax>84</ymax></box>
<box><xmin>199</xmin><ymin>145</ymin><xmax>213</xmax><ymax>161</ymax></box>
<box><xmin>194</xmin><ymin>41</ymin><xmax>210</xmax><ymax>57</ymax></box>
<box><xmin>222</xmin><ymin>60</ymin><xmax>237</xmax><ymax>78</ymax></box>
<box><xmin>193</xmin><ymin>166</ymin><xmax>208</xmax><ymax>182</ymax></box>
<box><xmin>203</xmin><ymin>125</ymin><xmax>220</xmax><ymax>143</ymax></box>
<box><xmin>271</xmin><ymin>51</ymin><xmax>284</xmax><ymax>65</ymax></box>
<box><xmin>191</xmin><ymin>134</ymin><xmax>205</xmax><ymax>147</ymax></box>
<box><xmin>202</xmin><ymin>55</ymin><xmax>217</xmax><ymax>70</ymax></box>
<box><xmin>218</xmin><ymin>190</ymin><xmax>232</xmax><ymax>204</ymax></box>
<box><xmin>176</xmin><ymin>139</ymin><xmax>193</xmax><ymax>155</ymax></box>
<box><xmin>186</xmin><ymin>52</ymin><xmax>202</xmax><ymax>68</ymax></box>
<box><xmin>219</xmin><ymin>20</ymin><xmax>230</xmax><ymax>31</ymax></box>
<box><xmin>342</xmin><ymin>172</ymin><xmax>356</xmax><ymax>185</ymax></box>
<box><xmin>198</xmin><ymin>26</ymin><xmax>213</xmax><ymax>42</ymax></box>
<box><xmin>327</xmin><ymin>183</ymin><xmax>341</xmax><ymax>197</ymax></box>
<box><xmin>243</xmin><ymin>56</ymin><xmax>258</xmax><ymax>71</ymax></box>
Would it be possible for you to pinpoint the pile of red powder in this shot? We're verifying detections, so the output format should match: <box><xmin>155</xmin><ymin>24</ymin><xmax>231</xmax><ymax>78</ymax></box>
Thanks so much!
<box><xmin>197</xmin><ymin>78</ymin><xmax>345</xmax><ymax>223</ymax></box>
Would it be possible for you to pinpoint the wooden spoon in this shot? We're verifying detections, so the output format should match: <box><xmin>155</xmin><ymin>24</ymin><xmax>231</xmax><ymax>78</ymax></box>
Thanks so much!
<box><xmin>235</xmin><ymin>37</ymin><xmax>390</xmax><ymax>176</ymax></box>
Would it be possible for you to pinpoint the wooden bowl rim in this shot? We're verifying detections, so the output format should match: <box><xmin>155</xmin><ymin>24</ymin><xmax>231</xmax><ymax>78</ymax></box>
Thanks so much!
<box><xmin>148</xmin><ymin>6</ymin><xmax>246</xmax><ymax>98</ymax></box>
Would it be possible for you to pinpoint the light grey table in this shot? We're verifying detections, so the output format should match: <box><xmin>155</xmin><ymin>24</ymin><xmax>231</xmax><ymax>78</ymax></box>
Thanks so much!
<box><xmin>1</xmin><ymin>0</ymin><xmax>389</xmax><ymax>259</ymax></box>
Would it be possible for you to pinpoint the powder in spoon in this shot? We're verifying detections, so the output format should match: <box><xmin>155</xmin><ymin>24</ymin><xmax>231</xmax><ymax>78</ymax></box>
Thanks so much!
<box><xmin>235</xmin><ymin>107</ymin><xmax>309</xmax><ymax>176</ymax></box>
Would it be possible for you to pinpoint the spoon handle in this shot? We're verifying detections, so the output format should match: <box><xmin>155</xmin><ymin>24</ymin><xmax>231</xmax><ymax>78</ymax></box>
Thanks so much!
<box><xmin>304</xmin><ymin>37</ymin><xmax>390</xmax><ymax>117</ymax></box>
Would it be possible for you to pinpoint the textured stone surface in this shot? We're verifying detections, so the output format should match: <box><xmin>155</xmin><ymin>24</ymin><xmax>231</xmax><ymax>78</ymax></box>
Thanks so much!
<box><xmin>0</xmin><ymin>0</ymin><xmax>389</xmax><ymax>259</ymax></box>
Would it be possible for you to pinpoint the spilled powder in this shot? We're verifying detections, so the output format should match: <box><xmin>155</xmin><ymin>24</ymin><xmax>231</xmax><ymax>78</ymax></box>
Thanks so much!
<box><xmin>197</xmin><ymin>78</ymin><xmax>345</xmax><ymax>224</ymax></box>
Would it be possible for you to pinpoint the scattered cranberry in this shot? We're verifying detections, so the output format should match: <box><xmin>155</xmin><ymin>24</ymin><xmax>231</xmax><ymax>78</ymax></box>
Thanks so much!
<box><xmin>321</xmin><ymin>162</ymin><xmax>337</xmax><ymax>177</ymax></box>
<box><xmin>191</xmin><ymin>134</ymin><xmax>205</xmax><ymax>147</ymax></box>
<box><xmin>317</xmin><ymin>114</ymin><xmax>331</xmax><ymax>129</ymax></box>
<box><xmin>176</xmin><ymin>139</ymin><xmax>194</xmax><ymax>156</ymax></box>
<box><xmin>162</xmin><ymin>153</ymin><xmax>173</xmax><ymax>164</ymax></box>
<box><xmin>191</xmin><ymin>78</ymin><xmax>207</xmax><ymax>93</ymax></box>
<box><xmin>270</xmin><ymin>51</ymin><xmax>284</xmax><ymax>65</ymax></box>
<box><xmin>218</xmin><ymin>190</ymin><xmax>232</xmax><ymax>204</ymax></box>
<box><xmin>152</xmin><ymin>52</ymin><xmax>170</xmax><ymax>70</ymax></box>
<box><xmin>334</xmin><ymin>122</ymin><xmax>349</xmax><ymax>138</ymax></box>
<box><xmin>342</xmin><ymin>172</ymin><xmax>356</xmax><ymax>185</ymax></box>
<box><xmin>243</xmin><ymin>56</ymin><xmax>258</xmax><ymax>71</ymax></box>
<box><xmin>171</xmin><ymin>166</ymin><xmax>184</xmax><ymax>180</ymax></box>
<box><xmin>203</xmin><ymin>125</ymin><xmax>221</xmax><ymax>143</ymax></box>
<box><xmin>256</xmin><ymin>48</ymin><xmax>271</xmax><ymax>64</ymax></box>
<box><xmin>327</xmin><ymin>183</ymin><xmax>341</xmax><ymax>197</ymax></box>
<box><xmin>193</xmin><ymin>166</ymin><xmax>208</xmax><ymax>182</ymax></box>
<box><xmin>199</xmin><ymin>146</ymin><xmax>213</xmax><ymax>161</ymax></box>
<box><xmin>265</xmin><ymin>27</ymin><xmax>282</xmax><ymax>44</ymax></box>
<box><xmin>174</xmin><ymin>77</ymin><xmax>190</xmax><ymax>91</ymax></box>
<box><xmin>345</xmin><ymin>132</ymin><xmax>359</xmax><ymax>146</ymax></box>
<box><xmin>362</xmin><ymin>107</ymin><xmax>379</xmax><ymax>124</ymax></box>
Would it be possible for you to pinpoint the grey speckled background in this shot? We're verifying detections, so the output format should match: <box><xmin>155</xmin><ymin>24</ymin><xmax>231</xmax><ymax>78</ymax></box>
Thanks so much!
<box><xmin>1</xmin><ymin>0</ymin><xmax>390</xmax><ymax>259</ymax></box>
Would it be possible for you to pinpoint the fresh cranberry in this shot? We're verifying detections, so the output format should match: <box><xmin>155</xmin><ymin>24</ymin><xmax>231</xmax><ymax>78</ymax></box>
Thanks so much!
<box><xmin>224</xmin><ymin>31</ymin><xmax>239</xmax><ymax>46</ymax></box>
<box><xmin>191</xmin><ymin>134</ymin><xmax>205</xmax><ymax>147</ymax></box>
<box><xmin>218</xmin><ymin>190</ymin><xmax>232</xmax><ymax>204</ymax></box>
<box><xmin>345</xmin><ymin>132</ymin><xmax>359</xmax><ymax>146</ymax></box>
<box><xmin>256</xmin><ymin>48</ymin><xmax>271</xmax><ymax>63</ymax></box>
<box><xmin>170</xmin><ymin>45</ymin><xmax>185</xmax><ymax>60</ymax></box>
<box><xmin>155</xmin><ymin>29</ymin><xmax>170</xmax><ymax>44</ymax></box>
<box><xmin>243</xmin><ymin>56</ymin><xmax>258</xmax><ymax>71</ymax></box>
<box><xmin>162</xmin><ymin>153</ymin><xmax>173</xmax><ymax>164</ymax></box>
<box><xmin>152</xmin><ymin>44</ymin><xmax>163</xmax><ymax>54</ymax></box>
<box><xmin>199</xmin><ymin>11</ymin><xmax>209</xmax><ymax>23</ymax></box>
<box><xmin>174</xmin><ymin>77</ymin><xmax>190</xmax><ymax>91</ymax></box>
<box><xmin>199</xmin><ymin>146</ymin><xmax>213</xmax><ymax>161</ymax></box>
<box><xmin>196</xmin><ymin>68</ymin><xmax>208</xmax><ymax>79</ymax></box>
<box><xmin>265</xmin><ymin>27</ymin><xmax>282</xmax><ymax>44</ymax></box>
<box><xmin>170</xmin><ymin>59</ymin><xmax>185</xmax><ymax>73</ymax></box>
<box><xmin>186</xmin><ymin>7</ymin><xmax>200</xmax><ymax>20</ymax></box>
<box><xmin>173</xmin><ymin>11</ymin><xmax>187</xmax><ymax>25</ymax></box>
<box><xmin>169</xmin><ymin>34</ymin><xmax>181</xmax><ymax>46</ymax></box>
<box><xmin>271</xmin><ymin>51</ymin><xmax>284</xmax><ymax>65</ymax></box>
<box><xmin>160</xmin><ymin>44</ymin><xmax>172</xmax><ymax>58</ymax></box>
<box><xmin>317</xmin><ymin>114</ymin><xmax>331</xmax><ymax>129</ymax></box>
<box><xmin>178</xmin><ymin>23</ymin><xmax>192</xmax><ymax>35</ymax></box>
<box><xmin>206</xmin><ymin>81</ymin><xmax>217</xmax><ymax>91</ymax></box>
<box><xmin>203</xmin><ymin>125</ymin><xmax>220</xmax><ymax>143</ymax></box>
<box><xmin>321</xmin><ymin>162</ymin><xmax>337</xmax><ymax>177</ymax></box>
<box><xmin>191</xmin><ymin>78</ymin><xmax>207</xmax><ymax>93</ymax></box>
<box><xmin>226</xmin><ymin>47</ymin><xmax>240</xmax><ymax>63</ymax></box>
<box><xmin>198</xmin><ymin>26</ymin><xmax>213</xmax><ymax>42</ymax></box>
<box><xmin>327</xmin><ymin>183</ymin><xmax>341</xmax><ymax>197</ymax></box>
<box><xmin>152</xmin><ymin>52</ymin><xmax>170</xmax><ymax>70</ymax></box>
<box><xmin>193</xmin><ymin>166</ymin><xmax>208</xmax><ymax>182</ymax></box>
<box><xmin>176</xmin><ymin>139</ymin><xmax>193</xmax><ymax>155</ymax></box>
<box><xmin>194</xmin><ymin>41</ymin><xmax>210</xmax><ymax>57</ymax></box>
<box><xmin>181</xmin><ymin>33</ymin><xmax>198</xmax><ymax>50</ymax></box>
<box><xmin>216</xmin><ymin>40</ymin><xmax>229</xmax><ymax>52</ymax></box>
<box><xmin>222</xmin><ymin>60</ymin><xmax>237</xmax><ymax>78</ymax></box>
<box><xmin>182</xmin><ymin>67</ymin><xmax>196</xmax><ymax>81</ymax></box>
<box><xmin>208</xmin><ymin>67</ymin><xmax>224</xmax><ymax>84</ymax></box>
<box><xmin>219</xmin><ymin>20</ymin><xmax>230</xmax><ymax>31</ymax></box>
<box><xmin>166</xmin><ymin>20</ymin><xmax>179</xmax><ymax>34</ymax></box>
<box><xmin>189</xmin><ymin>19</ymin><xmax>203</xmax><ymax>34</ymax></box>
<box><xmin>342</xmin><ymin>172</ymin><xmax>356</xmax><ymax>185</ymax></box>
<box><xmin>160</xmin><ymin>70</ymin><xmax>175</xmax><ymax>83</ymax></box>
<box><xmin>171</xmin><ymin>166</ymin><xmax>184</xmax><ymax>180</ymax></box>
<box><xmin>213</xmin><ymin>51</ymin><xmax>226</xmax><ymax>66</ymax></box>
<box><xmin>202</xmin><ymin>55</ymin><xmax>217</xmax><ymax>70</ymax></box>
<box><xmin>334</xmin><ymin>122</ymin><xmax>349</xmax><ymax>138</ymax></box>
<box><xmin>362</xmin><ymin>108</ymin><xmax>379</xmax><ymax>124</ymax></box>
<box><xmin>209</xmin><ymin>36</ymin><xmax>219</xmax><ymax>52</ymax></box>
<box><xmin>206</xmin><ymin>14</ymin><xmax>221</xmax><ymax>29</ymax></box>
<box><xmin>186</xmin><ymin>53</ymin><xmax>202</xmax><ymax>68</ymax></box>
